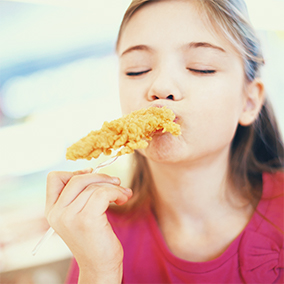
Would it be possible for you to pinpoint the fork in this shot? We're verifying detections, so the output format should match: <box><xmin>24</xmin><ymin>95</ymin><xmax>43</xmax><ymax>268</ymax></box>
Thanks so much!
<box><xmin>32</xmin><ymin>155</ymin><xmax>119</xmax><ymax>256</ymax></box>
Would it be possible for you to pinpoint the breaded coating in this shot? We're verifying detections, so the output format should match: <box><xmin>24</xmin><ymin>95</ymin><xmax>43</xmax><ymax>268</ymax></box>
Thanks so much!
<box><xmin>66</xmin><ymin>106</ymin><xmax>181</xmax><ymax>161</ymax></box>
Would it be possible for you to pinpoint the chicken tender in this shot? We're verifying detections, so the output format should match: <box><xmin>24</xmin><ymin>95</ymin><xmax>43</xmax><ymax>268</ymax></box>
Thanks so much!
<box><xmin>66</xmin><ymin>106</ymin><xmax>181</xmax><ymax>161</ymax></box>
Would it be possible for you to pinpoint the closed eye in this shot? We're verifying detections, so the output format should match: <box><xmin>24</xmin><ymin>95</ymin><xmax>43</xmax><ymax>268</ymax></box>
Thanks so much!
<box><xmin>126</xmin><ymin>70</ymin><xmax>151</xmax><ymax>76</ymax></box>
<box><xmin>188</xmin><ymin>68</ymin><xmax>216</xmax><ymax>74</ymax></box>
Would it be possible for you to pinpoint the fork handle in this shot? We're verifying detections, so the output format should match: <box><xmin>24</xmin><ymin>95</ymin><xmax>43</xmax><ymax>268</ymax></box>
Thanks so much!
<box><xmin>32</xmin><ymin>227</ymin><xmax>55</xmax><ymax>256</ymax></box>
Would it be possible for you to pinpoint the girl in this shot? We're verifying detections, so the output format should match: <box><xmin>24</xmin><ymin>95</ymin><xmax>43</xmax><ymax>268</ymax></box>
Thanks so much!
<box><xmin>45</xmin><ymin>0</ymin><xmax>284</xmax><ymax>283</ymax></box>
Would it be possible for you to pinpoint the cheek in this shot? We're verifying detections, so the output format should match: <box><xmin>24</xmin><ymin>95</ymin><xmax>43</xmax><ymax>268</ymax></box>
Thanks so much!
<box><xmin>198</xmin><ymin>74</ymin><xmax>243</xmax><ymax>116</ymax></box>
<box><xmin>119</xmin><ymin>92</ymin><xmax>129</xmax><ymax>115</ymax></box>
<box><xmin>188</xmin><ymin>78</ymin><xmax>244</xmax><ymax>141</ymax></box>
<box><xmin>119</xmin><ymin>76</ymin><xmax>133</xmax><ymax>114</ymax></box>
<box><xmin>119</xmin><ymin>77</ymin><xmax>147</xmax><ymax>114</ymax></box>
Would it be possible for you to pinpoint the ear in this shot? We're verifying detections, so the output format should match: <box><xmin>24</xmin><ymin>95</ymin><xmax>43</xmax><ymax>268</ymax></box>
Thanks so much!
<box><xmin>239</xmin><ymin>78</ymin><xmax>265</xmax><ymax>126</ymax></box>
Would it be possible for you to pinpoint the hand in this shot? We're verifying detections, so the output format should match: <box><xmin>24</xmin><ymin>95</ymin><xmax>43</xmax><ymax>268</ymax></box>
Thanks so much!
<box><xmin>45</xmin><ymin>168</ymin><xmax>132</xmax><ymax>283</ymax></box>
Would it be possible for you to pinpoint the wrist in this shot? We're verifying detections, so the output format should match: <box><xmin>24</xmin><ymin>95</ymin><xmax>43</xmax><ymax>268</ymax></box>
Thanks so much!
<box><xmin>78</xmin><ymin>265</ymin><xmax>123</xmax><ymax>284</ymax></box>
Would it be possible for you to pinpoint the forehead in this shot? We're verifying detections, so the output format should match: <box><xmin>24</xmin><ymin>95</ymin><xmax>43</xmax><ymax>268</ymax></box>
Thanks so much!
<box><xmin>118</xmin><ymin>0</ymin><xmax>233</xmax><ymax>54</ymax></box>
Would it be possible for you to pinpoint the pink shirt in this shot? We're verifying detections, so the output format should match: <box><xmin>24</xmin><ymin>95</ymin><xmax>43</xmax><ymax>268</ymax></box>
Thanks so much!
<box><xmin>66</xmin><ymin>172</ymin><xmax>284</xmax><ymax>283</ymax></box>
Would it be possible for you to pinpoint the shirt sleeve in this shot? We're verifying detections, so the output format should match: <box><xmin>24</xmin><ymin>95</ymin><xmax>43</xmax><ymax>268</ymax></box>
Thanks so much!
<box><xmin>65</xmin><ymin>258</ymin><xmax>79</xmax><ymax>284</ymax></box>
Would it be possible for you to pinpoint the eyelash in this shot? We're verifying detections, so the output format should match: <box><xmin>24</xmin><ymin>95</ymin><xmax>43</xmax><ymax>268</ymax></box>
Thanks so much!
<box><xmin>188</xmin><ymin>68</ymin><xmax>216</xmax><ymax>74</ymax></box>
<box><xmin>126</xmin><ymin>70</ymin><xmax>151</xmax><ymax>76</ymax></box>
<box><xmin>125</xmin><ymin>68</ymin><xmax>216</xmax><ymax>77</ymax></box>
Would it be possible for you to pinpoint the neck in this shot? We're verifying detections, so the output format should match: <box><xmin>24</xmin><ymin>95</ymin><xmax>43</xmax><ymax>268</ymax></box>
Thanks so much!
<box><xmin>145</xmin><ymin>147</ymin><xmax>255</xmax><ymax>262</ymax></box>
<box><xmin>147</xmin><ymin>147</ymin><xmax>248</xmax><ymax>224</ymax></box>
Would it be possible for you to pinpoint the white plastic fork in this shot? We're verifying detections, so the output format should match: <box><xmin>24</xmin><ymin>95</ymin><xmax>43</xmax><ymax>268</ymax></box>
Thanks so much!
<box><xmin>32</xmin><ymin>155</ymin><xmax>119</xmax><ymax>256</ymax></box>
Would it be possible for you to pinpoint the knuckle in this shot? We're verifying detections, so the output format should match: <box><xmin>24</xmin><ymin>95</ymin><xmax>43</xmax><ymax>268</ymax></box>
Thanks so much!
<box><xmin>92</xmin><ymin>187</ymin><xmax>110</xmax><ymax>199</ymax></box>
<box><xmin>85</xmin><ymin>183</ymin><xmax>99</xmax><ymax>191</ymax></box>
<box><xmin>84</xmin><ymin>183</ymin><xmax>104</xmax><ymax>194</ymax></box>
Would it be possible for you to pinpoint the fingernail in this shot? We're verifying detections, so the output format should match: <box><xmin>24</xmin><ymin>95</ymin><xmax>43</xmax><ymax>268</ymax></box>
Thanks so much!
<box><xmin>112</xmin><ymin>177</ymin><xmax>120</xmax><ymax>183</ymax></box>
<box><xmin>124</xmin><ymin>188</ymin><xmax>132</xmax><ymax>193</ymax></box>
<box><xmin>73</xmin><ymin>167</ymin><xmax>93</xmax><ymax>175</ymax></box>
<box><xmin>83</xmin><ymin>167</ymin><xmax>93</xmax><ymax>173</ymax></box>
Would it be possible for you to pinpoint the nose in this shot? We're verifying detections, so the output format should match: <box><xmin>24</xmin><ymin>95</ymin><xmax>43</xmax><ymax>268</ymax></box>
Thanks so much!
<box><xmin>147</xmin><ymin>69</ymin><xmax>183</xmax><ymax>101</ymax></box>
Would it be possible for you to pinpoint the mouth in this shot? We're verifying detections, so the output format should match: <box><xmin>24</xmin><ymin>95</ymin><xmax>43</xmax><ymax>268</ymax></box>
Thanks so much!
<box><xmin>148</xmin><ymin>104</ymin><xmax>180</xmax><ymax>137</ymax></box>
<box><xmin>152</xmin><ymin>129</ymin><xmax>164</xmax><ymax>135</ymax></box>
<box><xmin>151</xmin><ymin>104</ymin><xmax>179</xmax><ymax>123</ymax></box>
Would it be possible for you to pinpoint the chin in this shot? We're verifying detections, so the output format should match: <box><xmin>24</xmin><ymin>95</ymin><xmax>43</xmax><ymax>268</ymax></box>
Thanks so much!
<box><xmin>143</xmin><ymin>134</ymin><xmax>183</xmax><ymax>164</ymax></box>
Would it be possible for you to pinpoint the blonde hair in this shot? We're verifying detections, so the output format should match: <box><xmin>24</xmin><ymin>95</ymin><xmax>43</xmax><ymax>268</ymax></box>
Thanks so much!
<box><xmin>115</xmin><ymin>0</ymin><xmax>284</xmax><ymax>210</ymax></box>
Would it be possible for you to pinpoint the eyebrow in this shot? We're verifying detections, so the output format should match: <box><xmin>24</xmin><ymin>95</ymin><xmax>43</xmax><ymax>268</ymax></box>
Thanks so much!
<box><xmin>188</xmin><ymin>42</ymin><xmax>226</xmax><ymax>53</ymax></box>
<box><xmin>120</xmin><ymin>45</ymin><xmax>153</xmax><ymax>57</ymax></box>
<box><xmin>120</xmin><ymin>41</ymin><xmax>226</xmax><ymax>57</ymax></box>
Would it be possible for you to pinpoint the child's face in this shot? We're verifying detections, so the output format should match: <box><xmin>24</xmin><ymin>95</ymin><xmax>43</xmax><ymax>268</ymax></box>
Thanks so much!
<box><xmin>117</xmin><ymin>0</ymin><xmax>247</xmax><ymax>163</ymax></box>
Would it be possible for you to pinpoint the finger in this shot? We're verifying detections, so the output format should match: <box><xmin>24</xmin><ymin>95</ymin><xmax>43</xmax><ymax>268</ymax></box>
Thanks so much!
<box><xmin>66</xmin><ymin>183</ymin><xmax>131</xmax><ymax>214</ymax></box>
<box><xmin>46</xmin><ymin>168</ymin><xmax>94</xmax><ymax>209</ymax></box>
<box><xmin>47</xmin><ymin>168</ymin><xmax>93</xmax><ymax>192</ymax></box>
<box><xmin>54</xmin><ymin>173</ymin><xmax>121</xmax><ymax>208</ymax></box>
<box><xmin>72</xmin><ymin>167</ymin><xmax>93</xmax><ymax>175</ymax></box>
<box><xmin>80</xmin><ymin>185</ymin><xmax>132</xmax><ymax>218</ymax></box>
<box><xmin>45</xmin><ymin>168</ymin><xmax>119</xmax><ymax>213</ymax></box>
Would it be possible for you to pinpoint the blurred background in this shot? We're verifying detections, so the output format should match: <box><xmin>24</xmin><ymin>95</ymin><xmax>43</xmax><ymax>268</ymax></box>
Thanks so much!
<box><xmin>0</xmin><ymin>0</ymin><xmax>283</xmax><ymax>283</ymax></box>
